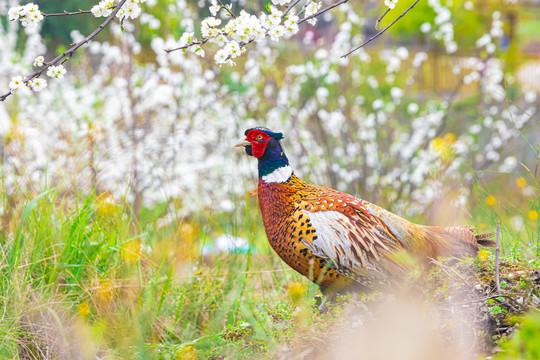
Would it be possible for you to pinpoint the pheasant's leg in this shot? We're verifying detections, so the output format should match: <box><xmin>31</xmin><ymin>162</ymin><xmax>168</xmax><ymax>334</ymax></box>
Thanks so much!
<box><xmin>318</xmin><ymin>293</ymin><xmax>336</xmax><ymax>312</ymax></box>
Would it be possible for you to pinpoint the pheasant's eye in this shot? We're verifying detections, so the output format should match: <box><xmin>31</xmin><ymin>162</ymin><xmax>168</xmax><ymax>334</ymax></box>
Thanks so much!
<box><xmin>256</xmin><ymin>134</ymin><xmax>263</xmax><ymax>141</ymax></box>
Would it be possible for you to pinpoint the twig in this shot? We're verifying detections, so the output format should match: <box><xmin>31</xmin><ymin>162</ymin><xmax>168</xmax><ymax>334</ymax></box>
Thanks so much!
<box><xmin>430</xmin><ymin>258</ymin><xmax>473</xmax><ymax>287</ymax></box>
<box><xmin>0</xmin><ymin>0</ymin><xmax>128</xmax><ymax>102</ymax></box>
<box><xmin>375</xmin><ymin>8</ymin><xmax>390</xmax><ymax>29</ymax></box>
<box><xmin>342</xmin><ymin>0</ymin><xmax>421</xmax><ymax>58</ymax></box>
<box><xmin>495</xmin><ymin>221</ymin><xmax>501</xmax><ymax>296</ymax></box>
<box><xmin>41</xmin><ymin>9</ymin><xmax>92</xmax><ymax>17</ymax></box>
<box><xmin>298</xmin><ymin>0</ymin><xmax>349</xmax><ymax>25</ymax></box>
<box><xmin>283</xmin><ymin>0</ymin><xmax>302</xmax><ymax>17</ymax></box>
<box><xmin>216</xmin><ymin>0</ymin><xmax>236</xmax><ymax>18</ymax></box>
<box><xmin>164</xmin><ymin>38</ymin><xmax>211</xmax><ymax>53</ymax></box>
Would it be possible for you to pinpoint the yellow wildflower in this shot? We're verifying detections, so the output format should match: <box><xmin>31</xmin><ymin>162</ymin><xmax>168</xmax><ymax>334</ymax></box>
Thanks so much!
<box><xmin>430</xmin><ymin>133</ymin><xmax>456</xmax><ymax>160</ymax></box>
<box><xmin>96</xmin><ymin>280</ymin><xmax>115</xmax><ymax>303</ymax></box>
<box><xmin>95</xmin><ymin>193</ymin><xmax>117</xmax><ymax>217</ymax></box>
<box><xmin>485</xmin><ymin>196</ymin><xmax>496</xmax><ymax>207</ymax></box>
<box><xmin>529</xmin><ymin>210</ymin><xmax>539</xmax><ymax>221</ymax></box>
<box><xmin>122</xmin><ymin>239</ymin><xmax>142</xmax><ymax>263</ymax></box>
<box><xmin>176</xmin><ymin>345</ymin><xmax>198</xmax><ymax>360</ymax></box>
<box><xmin>516</xmin><ymin>177</ymin><xmax>527</xmax><ymax>188</ymax></box>
<box><xmin>287</xmin><ymin>282</ymin><xmax>306</xmax><ymax>298</ymax></box>
<box><xmin>477</xmin><ymin>249</ymin><xmax>490</xmax><ymax>261</ymax></box>
<box><xmin>443</xmin><ymin>133</ymin><xmax>456</xmax><ymax>144</ymax></box>
<box><xmin>77</xmin><ymin>301</ymin><xmax>91</xmax><ymax>317</ymax></box>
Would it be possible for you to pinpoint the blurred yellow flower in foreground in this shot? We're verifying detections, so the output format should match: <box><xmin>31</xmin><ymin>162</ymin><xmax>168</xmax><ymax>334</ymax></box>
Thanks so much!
<box><xmin>77</xmin><ymin>301</ymin><xmax>91</xmax><ymax>317</ymax></box>
<box><xmin>287</xmin><ymin>282</ymin><xmax>306</xmax><ymax>299</ymax></box>
<box><xmin>122</xmin><ymin>239</ymin><xmax>142</xmax><ymax>263</ymax></box>
<box><xmin>529</xmin><ymin>210</ymin><xmax>539</xmax><ymax>221</ymax></box>
<box><xmin>95</xmin><ymin>193</ymin><xmax>117</xmax><ymax>217</ymax></box>
<box><xmin>516</xmin><ymin>177</ymin><xmax>527</xmax><ymax>188</ymax></box>
<box><xmin>430</xmin><ymin>133</ymin><xmax>456</xmax><ymax>160</ymax></box>
<box><xmin>477</xmin><ymin>249</ymin><xmax>490</xmax><ymax>261</ymax></box>
<box><xmin>96</xmin><ymin>280</ymin><xmax>115</xmax><ymax>303</ymax></box>
<box><xmin>485</xmin><ymin>196</ymin><xmax>496</xmax><ymax>207</ymax></box>
<box><xmin>175</xmin><ymin>345</ymin><xmax>198</xmax><ymax>360</ymax></box>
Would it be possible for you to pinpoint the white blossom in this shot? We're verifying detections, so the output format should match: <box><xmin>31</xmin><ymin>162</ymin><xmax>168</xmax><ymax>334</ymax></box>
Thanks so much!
<box><xmin>8</xmin><ymin>6</ymin><xmax>21</xmax><ymax>21</ymax></box>
<box><xmin>420</xmin><ymin>22</ymin><xmax>431</xmax><ymax>33</ymax></box>
<box><xmin>10</xmin><ymin>3</ymin><xmax>44</xmax><ymax>29</ymax></box>
<box><xmin>91</xmin><ymin>0</ymin><xmax>115</xmax><ymax>18</ymax></box>
<box><xmin>215</xmin><ymin>47</ymin><xmax>231</xmax><ymax>65</ymax></box>
<box><xmin>33</xmin><ymin>56</ymin><xmax>45</xmax><ymax>67</ymax></box>
<box><xmin>268</xmin><ymin>25</ymin><xmax>285</xmax><ymax>41</ymax></box>
<box><xmin>385</xmin><ymin>0</ymin><xmax>398</xmax><ymax>9</ymax></box>
<box><xmin>209</xmin><ymin>1</ymin><xmax>221</xmax><ymax>16</ymax></box>
<box><xmin>305</xmin><ymin>2</ymin><xmax>322</xmax><ymax>25</ymax></box>
<box><xmin>407</xmin><ymin>103</ymin><xmax>419</xmax><ymax>114</ymax></box>
<box><xmin>272</xmin><ymin>0</ymin><xmax>293</xmax><ymax>5</ymax></box>
<box><xmin>9</xmin><ymin>76</ymin><xmax>25</xmax><ymax>92</ymax></box>
<box><xmin>125</xmin><ymin>3</ymin><xmax>142</xmax><ymax>19</ymax></box>
<box><xmin>283</xmin><ymin>14</ymin><xmax>299</xmax><ymax>37</ymax></box>
<box><xmin>372</xmin><ymin>99</ymin><xmax>384</xmax><ymax>110</ymax></box>
<box><xmin>28</xmin><ymin>78</ymin><xmax>47</xmax><ymax>92</ymax></box>
<box><xmin>47</xmin><ymin>65</ymin><xmax>67</xmax><ymax>79</ymax></box>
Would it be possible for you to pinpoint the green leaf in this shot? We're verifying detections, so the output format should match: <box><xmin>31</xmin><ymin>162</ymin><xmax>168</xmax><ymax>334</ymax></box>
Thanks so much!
<box><xmin>9</xmin><ymin>189</ymin><xmax>55</xmax><ymax>268</ymax></box>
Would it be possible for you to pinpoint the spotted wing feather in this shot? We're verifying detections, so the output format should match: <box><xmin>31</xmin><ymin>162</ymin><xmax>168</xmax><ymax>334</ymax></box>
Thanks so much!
<box><xmin>297</xmin><ymin>192</ymin><xmax>413</xmax><ymax>283</ymax></box>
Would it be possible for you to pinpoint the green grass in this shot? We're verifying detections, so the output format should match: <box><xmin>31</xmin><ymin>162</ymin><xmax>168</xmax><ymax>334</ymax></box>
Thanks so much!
<box><xmin>0</xmin><ymin>186</ymin><xmax>321</xmax><ymax>359</ymax></box>
<box><xmin>0</xmin><ymin>163</ymin><xmax>539</xmax><ymax>359</ymax></box>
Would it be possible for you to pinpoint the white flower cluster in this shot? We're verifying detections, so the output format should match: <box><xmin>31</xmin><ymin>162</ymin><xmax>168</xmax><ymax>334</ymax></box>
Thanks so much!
<box><xmin>272</xmin><ymin>0</ymin><xmax>293</xmax><ymax>5</ymax></box>
<box><xmin>178</xmin><ymin>32</ymin><xmax>205</xmax><ymax>57</ymax></box>
<box><xmin>475</xmin><ymin>11</ymin><xmax>503</xmax><ymax>55</ymax></box>
<box><xmin>8</xmin><ymin>76</ymin><xmax>47</xmax><ymax>93</ymax></box>
<box><xmin>34</xmin><ymin>56</ymin><xmax>45</xmax><ymax>67</ymax></box>
<box><xmin>179</xmin><ymin>2</ymin><xmax>300</xmax><ymax>66</ymax></box>
<box><xmin>304</xmin><ymin>2</ymin><xmax>322</xmax><ymax>25</ymax></box>
<box><xmin>47</xmin><ymin>65</ymin><xmax>67</xmax><ymax>79</ymax></box>
<box><xmin>8</xmin><ymin>3</ymin><xmax>44</xmax><ymax>30</ymax></box>
<box><xmin>428</xmin><ymin>0</ymin><xmax>457</xmax><ymax>54</ymax></box>
<box><xmin>29</xmin><ymin>78</ymin><xmax>47</xmax><ymax>91</ymax></box>
<box><xmin>92</xmin><ymin>0</ymin><xmax>145</xmax><ymax>20</ymax></box>
<box><xmin>384</xmin><ymin>0</ymin><xmax>398</xmax><ymax>10</ymax></box>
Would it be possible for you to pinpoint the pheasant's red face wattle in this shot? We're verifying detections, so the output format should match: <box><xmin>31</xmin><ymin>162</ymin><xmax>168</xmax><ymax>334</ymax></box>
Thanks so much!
<box><xmin>246</xmin><ymin>130</ymin><xmax>271</xmax><ymax>158</ymax></box>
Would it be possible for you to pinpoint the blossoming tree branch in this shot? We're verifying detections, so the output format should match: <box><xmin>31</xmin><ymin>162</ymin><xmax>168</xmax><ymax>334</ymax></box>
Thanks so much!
<box><xmin>1</xmin><ymin>0</ymin><xmax>418</xmax><ymax>102</ymax></box>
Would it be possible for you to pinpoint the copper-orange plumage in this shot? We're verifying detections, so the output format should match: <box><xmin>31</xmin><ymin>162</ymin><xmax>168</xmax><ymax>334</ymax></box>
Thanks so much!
<box><xmin>236</xmin><ymin>127</ymin><xmax>493</xmax><ymax>295</ymax></box>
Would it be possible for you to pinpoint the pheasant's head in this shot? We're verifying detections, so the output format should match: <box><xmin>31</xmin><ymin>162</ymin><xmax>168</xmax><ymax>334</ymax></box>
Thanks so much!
<box><xmin>234</xmin><ymin>127</ymin><xmax>284</xmax><ymax>158</ymax></box>
<box><xmin>235</xmin><ymin>127</ymin><xmax>291</xmax><ymax>182</ymax></box>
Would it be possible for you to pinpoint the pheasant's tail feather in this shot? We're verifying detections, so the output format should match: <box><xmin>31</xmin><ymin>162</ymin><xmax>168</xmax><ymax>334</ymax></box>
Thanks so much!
<box><xmin>422</xmin><ymin>225</ymin><xmax>492</xmax><ymax>258</ymax></box>
<box><xmin>475</xmin><ymin>232</ymin><xmax>496</xmax><ymax>247</ymax></box>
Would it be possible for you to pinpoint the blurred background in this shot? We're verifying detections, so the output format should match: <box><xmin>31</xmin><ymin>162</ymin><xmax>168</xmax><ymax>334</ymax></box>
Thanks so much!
<box><xmin>0</xmin><ymin>0</ymin><xmax>539</xmax><ymax>358</ymax></box>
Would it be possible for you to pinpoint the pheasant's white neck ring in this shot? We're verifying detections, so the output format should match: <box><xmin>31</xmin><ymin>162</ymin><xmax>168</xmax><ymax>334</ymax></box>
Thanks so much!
<box><xmin>261</xmin><ymin>165</ymin><xmax>293</xmax><ymax>183</ymax></box>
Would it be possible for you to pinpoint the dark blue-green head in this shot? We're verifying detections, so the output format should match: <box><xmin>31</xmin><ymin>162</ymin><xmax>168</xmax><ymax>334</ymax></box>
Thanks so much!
<box><xmin>234</xmin><ymin>127</ymin><xmax>290</xmax><ymax>178</ymax></box>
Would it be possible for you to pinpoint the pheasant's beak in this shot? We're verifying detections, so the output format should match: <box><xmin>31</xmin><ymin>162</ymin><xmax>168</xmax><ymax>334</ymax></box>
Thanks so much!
<box><xmin>234</xmin><ymin>139</ymin><xmax>251</xmax><ymax>148</ymax></box>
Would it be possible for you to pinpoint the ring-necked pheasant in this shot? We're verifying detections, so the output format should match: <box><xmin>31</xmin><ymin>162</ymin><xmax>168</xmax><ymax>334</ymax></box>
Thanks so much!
<box><xmin>235</xmin><ymin>127</ymin><xmax>493</xmax><ymax>297</ymax></box>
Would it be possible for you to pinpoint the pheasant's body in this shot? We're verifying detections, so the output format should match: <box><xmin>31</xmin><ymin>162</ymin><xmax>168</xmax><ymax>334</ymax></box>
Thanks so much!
<box><xmin>237</xmin><ymin>127</ymin><xmax>493</xmax><ymax>293</ymax></box>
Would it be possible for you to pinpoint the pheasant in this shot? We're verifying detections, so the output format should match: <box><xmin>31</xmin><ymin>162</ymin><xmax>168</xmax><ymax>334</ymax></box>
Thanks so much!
<box><xmin>235</xmin><ymin>127</ymin><xmax>493</xmax><ymax>297</ymax></box>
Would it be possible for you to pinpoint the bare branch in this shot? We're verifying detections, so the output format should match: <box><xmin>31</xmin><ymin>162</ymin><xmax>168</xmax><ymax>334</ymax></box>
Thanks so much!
<box><xmin>41</xmin><ymin>10</ymin><xmax>92</xmax><ymax>17</ymax></box>
<box><xmin>376</xmin><ymin>8</ymin><xmax>390</xmax><ymax>29</ymax></box>
<box><xmin>298</xmin><ymin>0</ymin><xmax>349</xmax><ymax>25</ymax></box>
<box><xmin>342</xmin><ymin>0</ymin><xmax>421</xmax><ymax>58</ymax></box>
<box><xmin>283</xmin><ymin>0</ymin><xmax>303</xmax><ymax>17</ymax></box>
<box><xmin>164</xmin><ymin>38</ymin><xmax>211</xmax><ymax>53</ymax></box>
<box><xmin>495</xmin><ymin>221</ymin><xmax>501</xmax><ymax>296</ymax></box>
<box><xmin>1</xmin><ymin>0</ymin><xmax>128</xmax><ymax>102</ymax></box>
<box><xmin>41</xmin><ymin>5</ymin><xmax>117</xmax><ymax>17</ymax></box>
